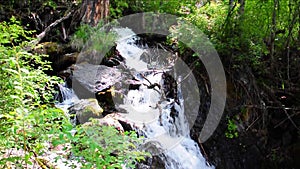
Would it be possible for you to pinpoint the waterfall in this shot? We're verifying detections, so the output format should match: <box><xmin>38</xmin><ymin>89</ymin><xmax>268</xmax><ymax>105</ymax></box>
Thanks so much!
<box><xmin>114</xmin><ymin>28</ymin><xmax>214</xmax><ymax>169</ymax></box>
<box><xmin>55</xmin><ymin>82</ymin><xmax>78</xmax><ymax>112</ymax></box>
<box><xmin>54</xmin><ymin>27</ymin><xmax>214</xmax><ymax>169</ymax></box>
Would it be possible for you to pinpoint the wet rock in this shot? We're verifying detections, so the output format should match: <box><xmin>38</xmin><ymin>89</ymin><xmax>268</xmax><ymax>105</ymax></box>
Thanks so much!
<box><xmin>68</xmin><ymin>99</ymin><xmax>103</xmax><ymax>124</ymax></box>
<box><xmin>151</xmin><ymin>155</ymin><xmax>166</xmax><ymax>169</ymax></box>
<box><xmin>96</xmin><ymin>87</ymin><xmax>116</xmax><ymax>111</ymax></box>
<box><xmin>100</xmin><ymin>46</ymin><xmax>124</xmax><ymax>67</ymax></box>
<box><xmin>32</xmin><ymin>42</ymin><xmax>77</xmax><ymax>73</ymax></box>
<box><xmin>118</xmin><ymin>120</ymin><xmax>133</xmax><ymax>131</ymax></box>
<box><xmin>58</xmin><ymin>68</ymin><xmax>73</xmax><ymax>88</ymax></box>
<box><xmin>136</xmin><ymin>155</ymin><xmax>166</xmax><ymax>169</ymax></box>
<box><xmin>161</xmin><ymin>72</ymin><xmax>177</xmax><ymax>100</ymax></box>
<box><xmin>72</xmin><ymin>63</ymin><xmax>124</xmax><ymax>98</ymax></box>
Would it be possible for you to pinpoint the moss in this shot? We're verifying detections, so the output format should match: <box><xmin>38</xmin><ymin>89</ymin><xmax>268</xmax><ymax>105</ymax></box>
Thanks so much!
<box><xmin>83</xmin><ymin>104</ymin><xmax>103</xmax><ymax>116</ymax></box>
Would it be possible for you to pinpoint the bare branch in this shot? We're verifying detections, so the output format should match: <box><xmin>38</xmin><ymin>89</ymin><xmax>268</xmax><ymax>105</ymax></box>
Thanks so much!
<box><xmin>37</xmin><ymin>12</ymin><xmax>72</xmax><ymax>42</ymax></box>
<box><xmin>27</xmin><ymin>12</ymin><xmax>72</xmax><ymax>48</ymax></box>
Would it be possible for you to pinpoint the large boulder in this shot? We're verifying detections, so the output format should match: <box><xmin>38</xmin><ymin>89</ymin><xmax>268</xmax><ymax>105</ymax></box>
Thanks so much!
<box><xmin>72</xmin><ymin>63</ymin><xmax>124</xmax><ymax>98</ymax></box>
<box><xmin>68</xmin><ymin>99</ymin><xmax>103</xmax><ymax>124</ymax></box>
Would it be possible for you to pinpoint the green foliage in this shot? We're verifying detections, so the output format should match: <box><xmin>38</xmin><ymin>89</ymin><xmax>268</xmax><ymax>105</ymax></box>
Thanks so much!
<box><xmin>69</xmin><ymin>120</ymin><xmax>150</xmax><ymax>168</ymax></box>
<box><xmin>71</xmin><ymin>23</ymin><xmax>117</xmax><ymax>52</ymax></box>
<box><xmin>110</xmin><ymin>0</ymin><xmax>129</xmax><ymax>18</ymax></box>
<box><xmin>184</xmin><ymin>1</ymin><xmax>227</xmax><ymax>37</ymax></box>
<box><xmin>225</xmin><ymin>118</ymin><xmax>239</xmax><ymax>139</ymax></box>
<box><xmin>165</xmin><ymin>1</ymin><xmax>227</xmax><ymax>59</ymax></box>
<box><xmin>127</xmin><ymin>0</ymin><xmax>197</xmax><ymax>15</ymax></box>
<box><xmin>0</xmin><ymin>17</ymin><xmax>148</xmax><ymax>168</ymax></box>
<box><xmin>42</xmin><ymin>0</ymin><xmax>57</xmax><ymax>9</ymax></box>
<box><xmin>71</xmin><ymin>24</ymin><xmax>94</xmax><ymax>50</ymax></box>
<box><xmin>0</xmin><ymin>16</ymin><xmax>67</xmax><ymax>167</ymax></box>
<box><xmin>0</xmin><ymin>16</ymin><xmax>61</xmax><ymax>117</ymax></box>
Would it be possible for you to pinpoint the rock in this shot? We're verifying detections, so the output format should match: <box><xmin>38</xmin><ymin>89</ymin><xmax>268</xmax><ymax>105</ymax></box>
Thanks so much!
<box><xmin>95</xmin><ymin>87</ymin><xmax>116</xmax><ymax>111</ymax></box>
<box><xmin>136</xmin><ymin>155</ymin><xmax>166</xmax><ymax>169</ymax></box>
<box><xmin>151</xmin><ymin>155</ymin><xmax>166</xmax><ymax>169</ymax></box>
<box><xmin>33</xmin><ymin>42</ymin><xmax>78</xmax><ymax>73</ymax></box>
<box><xmin>83</xmin><ymin>113</ymin><xmax>124</xmax><ymax>132</ymax></box>
<box><xmin>34</xmin><ymin>42</ymin><xmax>63</xmax><ymax>55</ymax></box>
<box><xmin>72</xmin><ymin>63</ymin><xmax>124</xmax><ymax>98</ymax></box>
<box><xmin>118</xmin><ymin>120</ymin><xmax>133</xmax><ymax>131</ymax></box>
<box><xmin>69</xmin><ymin>99</ymin><xmax>103</xmax><ymax>124</ymax></box>
<box><xmin>52</xmin><ymin>52</ymin><xmax>78</xmax><ymax>72</ymax></box>
<box><xmin>136</xmin><ymin>163</ymin><xmax>151</xmax><ymax>169</ymax></box>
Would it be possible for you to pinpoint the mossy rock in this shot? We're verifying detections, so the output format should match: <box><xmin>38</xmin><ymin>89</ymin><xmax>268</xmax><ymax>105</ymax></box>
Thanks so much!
<box><xmin>68</xmin><ymin>99</ymin><xmax>103</xmax><ymax>124</ymax></box>
<box><xmin>34</xmin><ymin>42</ymin><xmax>63</xmax><ymax>55</ymax></box>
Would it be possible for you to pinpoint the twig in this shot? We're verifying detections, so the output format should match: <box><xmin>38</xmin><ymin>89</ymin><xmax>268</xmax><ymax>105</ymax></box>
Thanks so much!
<box><xmin>61</xmin><ymin>22</ymin><xmax>67</xmax><ymax>40</ymax></box>
<box><xmin>178</xmin><ymin>59</ymin><xmax>198</xmax><ymax>84</ymax></box>
<box><xmin>280</xmin><ymin>109</ymin><xmax>300</xmax><ymax>130</ymax></box>
<box><xmin>37</xmin><ymin>12</ymin><xmax>72</xmax><ymax>41</ymax></box>
<box><xmin>197</xmin><ymin>137</ymin><xmax>211</xmax><ymax>167</ymax></box>
<box><xmin>244</xmin><ymin>104</ymin><xmax>300</xmax><ymax>111</ymax></box>
<box><xmin>140</xmin><ymin>73</ymin><xmax>152</xmax><ymax>86</ymax></box>
<box><xmin>244</xmin><ymin>104</ymin><xmax>300</xmax><ymax>130</ymax></box>
<box><xmin>140</xmin><ymin>73</ymin><xmax>161</xmax><ymax>94</ymax></box>
<box><xmin>274</xmin><ymin>111</ymin><xmax>300</xmax><ymax>129</ymax></box>
<box><xmin>158</xmin><ymin>43</ymin><xmax>168</xmax><ymax>52</ymax></box>
<box><xmin>246</xmin><ymin>114</ymin><xmax>262</xmax><ymax>131</ymax></box>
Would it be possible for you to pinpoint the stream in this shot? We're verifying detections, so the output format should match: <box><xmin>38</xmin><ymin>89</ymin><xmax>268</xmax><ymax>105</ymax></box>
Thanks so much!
<box><xmin>56</xmin><ymin>28</ymin><xmax>214</xmax><ymax>169</ymax></box>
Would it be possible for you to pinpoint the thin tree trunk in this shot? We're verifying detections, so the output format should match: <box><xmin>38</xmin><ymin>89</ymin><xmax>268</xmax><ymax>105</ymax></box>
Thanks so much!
<box><xmin>286</xmin><ymin>1</ymin><xmax>300</xmax><ymax>83</ymax></box>
<box><xmin>270</xmin><ymin>0</ymin><xmax>278</xmax><ymax>70</ymax></box>
<box><xmin>229</xmin><ymin>0</ymin><xmax>234</xmax><ymax>8</ymax></box>
<box><xmin>238</xmin><ymin>0</ymin><xmax>245</xmax><ymax>16</ymax></box>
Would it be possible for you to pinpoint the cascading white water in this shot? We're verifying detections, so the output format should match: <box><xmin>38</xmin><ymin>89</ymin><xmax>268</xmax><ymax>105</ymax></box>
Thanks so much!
<box><xmin>55</xmin><ymin>27</ymin><xmax>214</xmax><ymax>169</ymax></box>
<box><xmin>114</xmin><ymin>28</ymin><xmax>214</xmax><ymax>169</ymax></box>
<box><xmin>55</xmin><ymin>83</ymin><xmax>78</xmax><ymax>112</ymax></box>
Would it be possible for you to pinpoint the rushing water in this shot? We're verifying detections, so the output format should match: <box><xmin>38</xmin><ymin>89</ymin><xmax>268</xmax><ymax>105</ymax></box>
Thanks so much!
<box><xmin>56</xmin><ymin>28</ymin><xmax>214</xmax><ymax>169</ymax></box>
<box><xmin>55</xmin><ymin>83</ymin><xmax>78</xmax><ymax>112</ymax></box>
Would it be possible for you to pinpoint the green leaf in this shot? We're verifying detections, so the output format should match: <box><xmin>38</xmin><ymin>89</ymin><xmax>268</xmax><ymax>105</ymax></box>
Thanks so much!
<box><xmin>4</xmin><ymin>68</ymin><xmax>19</xmax><ymax>75</ymax></box>
<box><xmin>20</xmin><ymin>68</ymin><xmax>29</xmax><ymax>74</ymax></box>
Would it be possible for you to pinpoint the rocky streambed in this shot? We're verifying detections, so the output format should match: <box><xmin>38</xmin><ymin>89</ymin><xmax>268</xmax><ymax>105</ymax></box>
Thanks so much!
<box><xmin>53</xmin><ymin>27</ymin><xmax>213</xmax><ymax>169</ymax></box>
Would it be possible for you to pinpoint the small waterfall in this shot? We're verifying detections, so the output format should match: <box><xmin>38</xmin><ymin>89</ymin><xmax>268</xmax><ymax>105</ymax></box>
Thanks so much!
<box><xmin>55</xmin><ymin>83</ymin><xmax>78</xmax><ymax>112</ymax></box>
<box><xmin>114</xmin><ymin>28</ymin><xmax>214</xmax><ymax>169</ymax></box>
<box><xmin>58</xmin><ymin>84</ymin><xmax>75</xmax><ymax>101</ymax></box>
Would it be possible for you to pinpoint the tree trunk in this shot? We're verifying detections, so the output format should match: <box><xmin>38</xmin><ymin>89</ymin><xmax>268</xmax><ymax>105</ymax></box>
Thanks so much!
<box><xmin>229</xmin><ymin>0</ymin><xmax>234</xmax><ymax>8</ymax></box>
<box><xmin>238</xmin><ymin>0</ymin><xmax>245</xmax><ymax>16</ymax></box>
<box><xmin>285</xmin><ymin>1</ymin><xmax>299</xmax><ymax>83</ymax></box>
<box><xmin>80</xmin><ymin>0</ymin><xmax>110</xmax><ymax>26</ymax></box>
<box><xmin>270</xmin><ymin>0</ymin><xmax>278</xmax><ymax>70</ymax></box>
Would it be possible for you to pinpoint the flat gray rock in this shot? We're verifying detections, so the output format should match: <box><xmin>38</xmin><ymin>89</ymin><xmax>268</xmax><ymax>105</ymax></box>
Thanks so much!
<box><xmin>73</xmin><ymin>63</ymin><xmax>123</xmax><ymax>94</ymax></box>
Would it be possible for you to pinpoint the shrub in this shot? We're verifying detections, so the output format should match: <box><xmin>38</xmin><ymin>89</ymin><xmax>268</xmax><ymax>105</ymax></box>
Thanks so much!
<box><xmin>70</xmin><ymin>120</ymin><xmax>150</xmax><ymax>168</ymax></box>
<box><xmin>0</xmin><ymin>16</ymin><xmax>67</xmax><ymax>167</ymax></box>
